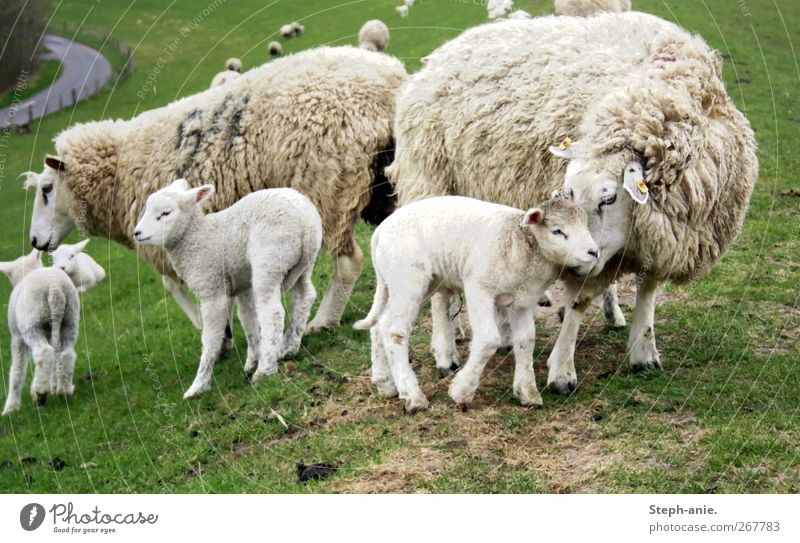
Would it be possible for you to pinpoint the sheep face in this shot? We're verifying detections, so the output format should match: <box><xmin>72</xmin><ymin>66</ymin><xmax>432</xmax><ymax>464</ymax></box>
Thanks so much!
<box><xmin>549</xmin><ymin>143</ymin><xmax>644</xmax><ymax>275</ymax></box>
<box><xmin>0</xmin><ymin>249</ymin><xmax>42</xmax><ymax>288</ymax></box>
<box><xmin>26</xmin><ymin>157</ymin><xmax>77</xmax><ymax>252</ymax></box>
<box><xmin>134</xmin><ymin>179</ymin><xmax>215</xmax><ymax>247</ymax></box>
<box><xmin>524</xmin><ymin>192</ymin><xmax>599</xmax><ymax>277</ymax></box>
<box><xmin>51</xmin><ymin>239</ymin><xmax>90</xmax><ymax>276</ymax></box>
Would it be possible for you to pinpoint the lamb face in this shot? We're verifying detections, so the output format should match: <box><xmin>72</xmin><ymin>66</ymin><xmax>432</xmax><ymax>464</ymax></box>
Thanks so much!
<box><xmin>51</xmin><ymin>239</ymin><xmax>90</xmax><ymax>277</ymax></box>
<box><xmin>0</xmin><ymin>249</ymin><xmax>42</xmax><ymax>287</ymax></box>
<box><xmin>133</xmin><ymin>179</ymin><xmax>213</xmax><ymax>247</ymax></box>
<box><xmin>26</xmin><ymin>158</ymin><xmax>76</xmax><ymax>252</ymax></box>
<box><xmin>526</xmin><ymin>194</ymin><xmax>599</xmax><ymax>277</ymax></box>
<box><xmin>550</xmin><ymin>144</ymin><xmax>642</xmax><ymax>275</ymax></box>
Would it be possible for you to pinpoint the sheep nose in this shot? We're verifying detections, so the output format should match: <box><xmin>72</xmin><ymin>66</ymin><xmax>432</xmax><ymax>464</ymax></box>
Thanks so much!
<box><xmin>588</xmin><ymin>249</ymin><xmax>599</xmax><ymax>259</ymax></box>
<box><xmin>134</xmin><ymin>230</ymin><xmax>142</xmax><ymax>238</ymax></box>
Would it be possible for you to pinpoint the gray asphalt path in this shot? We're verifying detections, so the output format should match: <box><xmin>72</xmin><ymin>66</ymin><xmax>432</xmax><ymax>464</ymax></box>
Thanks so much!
<box><xmin>0</xmin><ymin>34</ymin><xmax>112</xmax><ymax>128</ymax></box>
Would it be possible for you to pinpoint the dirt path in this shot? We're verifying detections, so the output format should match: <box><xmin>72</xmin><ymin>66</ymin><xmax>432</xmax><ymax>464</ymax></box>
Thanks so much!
<box><xmin>0</xmin><ymin>34</ymin><xmax>112</xmax><ymax>128</ymax></box>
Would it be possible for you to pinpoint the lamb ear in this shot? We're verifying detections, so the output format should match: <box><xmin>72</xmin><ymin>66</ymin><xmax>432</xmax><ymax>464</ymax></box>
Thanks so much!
<box><xmin>186</xmin><ymin>184</ymin><xmax>215</xmax><ymax>205</ymax></box>
<box><xmin>169</xmin><ymin>178</ymin><xmax>190</xmax><ymax>191</ymax></box>
<box><xmin>45</xmin><ymin>156</ymin><xmax>66</xmax><ymax>172</ymax></box>
<box><xmin>74</xmin><ymin>238</ymin><xmax>90</xmax><ymax>253</ymax></box>
<box><xmin>548</xmin><ymin>140</ymin><xmax>587</xmax><ymax>160</ymax></box>
<box><xmin>522</xmin><ymin>208</ymin><xmax>545</xmax><ymax>226</ymax></box>
<box><xmin>622</xmin><ymin>161</ymin><xmax>649</xmax><ymax>205</ymax></box>
<box><xmin>0</xmin><ymin>261</ymin><xmax>10</xmax><ymax>277</ymax></box>
<box><xmin>20</xmin><ymin>171</ymin><xmax>38</xmax><ymax>189</ymax></box>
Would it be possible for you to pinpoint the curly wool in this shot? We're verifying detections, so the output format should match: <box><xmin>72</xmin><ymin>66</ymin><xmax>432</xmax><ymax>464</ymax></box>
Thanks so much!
<box><xmin>389</xmin><ymin>12</ymin><xmax>757</xmax><ymax>284</ymax></box>
<box><xmin>554</xmin><ymin>0</ymin><xmax>631</xmax><ymax>16</ymax></box>
<box><xmin>52</xmin><ymin>46</ymin><xmax>406</xmax><ymax>280</ymax></box>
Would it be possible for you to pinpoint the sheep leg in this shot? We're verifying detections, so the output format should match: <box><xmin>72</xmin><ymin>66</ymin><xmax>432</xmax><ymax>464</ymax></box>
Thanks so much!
<box><xmin>546</xmin><ymin>284</ymin><xmax>593</xmax><ymax>395</ymax></box>
<box><xmin>307</xmin><ymin>241</ymin><xmax>363</xmax><ymax>332</ymax></box>
<box><xmin>163</xmin><ymin>275</ymin><xmax>201</xmax><ymax>329</ymax></box>
<box><xmin>370</xmin><ymin>325</ymin><xmax>397</xmax><ymax>397</ymax></box>
<box><xmin>628</xmin><ymin>277</ymin><xmax>662</xmax><ymax>371</ymax></box>
<box><xmin>378</xmin><ymin>288</ymin><xmax>428</xmax><ymax>412</ymax></box>
<box><xmin>449</xmin><ymin>294</ymin><xmax>467</xmax><ymax>340</ymax></box>
<box><xmin>251</xmin><ymin>284</ymin><xmax>284</xmax><ymax>383</ymax></box>
<box><xmin>54</xmin><ymin>318</ymin><xmax>78</xmax><ymax>397</ymax></box>
<box><xmin>28</xmin><ymin>332</ymin><xmax>55</xmax><ymax>406</ymax></box>
<box><xmin>449</xmin><ymin>287</ymin><xmax>501</xmax><ymax>406</ymax></box>
<box><xmin>280</xmin><ymin>271</ymin><xmax>316</xmax><ymax>359</ymax></box>
<box><xmin>602</xmin><ymin>283</ymin><xmax>627</xmax><ymax>328</ymax></box>
<box><xmin>2</xmin><ymin>337</ymin><xmax>29</xmax><ymax>415</ymax></box>
<box><xmin>183</xmin><ymin>296</ymin><xmax>228</xmax><ymax>399</ymax></box>
<box><xmin>236</xmin><ymin>289</ymin><xmax>260</xmax><ymax>376</ymax></box>
<box><xmin>508</xmin><ymin>306</ymin><xmax>542</xmax><ymax>407</ymax></box>
<box><xmin>430</xmin><ymin>291</ymin><xmax>460</xmax><ymax>376</ymax></box>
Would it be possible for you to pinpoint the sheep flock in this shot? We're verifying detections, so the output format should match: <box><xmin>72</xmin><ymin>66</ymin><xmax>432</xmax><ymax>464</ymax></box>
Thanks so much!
<box><xmin>5</xmin><ymin>3</ymin><xmax>758</xmax><ymax>416</ymax></box>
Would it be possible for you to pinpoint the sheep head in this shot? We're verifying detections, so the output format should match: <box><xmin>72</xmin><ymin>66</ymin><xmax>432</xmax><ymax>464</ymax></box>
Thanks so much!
<box><xmin>51</xmin><ymin>238</ymin><xmax>91</xmax><ymax>277</ymax></box>
<box><xmin>25</xmin><ymin>157</ymin><xmax>77</xmax><ymax>252</ymax></box>
<box><xmin>521</xmin><ymin>190</ymin><xmax>599</xmax><ymax>277</ymax></box>
<box><xmin>548</xmin><ymin>140</ymin><xmax>646</xmax><ymax>275</ymax></box>
<box><xmin>134</xmin><ymin>179</ymin><xmax>215</xmax><ymax>248</ymax></box>
<box><xmin>0</xmin><ymin>249</ymin><xmax>43</xmax><ymax>287</ymax></box>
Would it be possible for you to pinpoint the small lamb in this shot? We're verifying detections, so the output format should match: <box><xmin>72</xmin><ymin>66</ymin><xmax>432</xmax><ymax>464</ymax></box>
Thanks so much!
<box><xmin>354</xmin><ymin>193</ymin><xmax>598</xmax><ymax>412</ymax></box>
<box><xmin>51</xmin><ymin>239</ymin><xmax>105</xmax><ymax>292</ymax></box>
<box><xmin>396</xmin><ymin>5</ymin><xmax>409</xmax><ymax>17</ymax></box>
<box><xmin>134</xmin><ymin>180</ymin><xmax>322</xmax><ymax>399</ymax></box>
<box><xmin>1</xmin><ymin>249</ymin><xmax>80</xmax><ymax>415</ymax></box>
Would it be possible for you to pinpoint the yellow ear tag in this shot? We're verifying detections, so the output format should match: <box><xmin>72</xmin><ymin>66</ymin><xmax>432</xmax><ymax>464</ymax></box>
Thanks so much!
<box><xmin>558</xmin><ymin>137</ymin><xmax>572</xmax><ymax>150</ymax></box>
<box><xmin>636</xmin><ymin>179</ymin><xmax>649</xmax><ymax>193</ymax></box>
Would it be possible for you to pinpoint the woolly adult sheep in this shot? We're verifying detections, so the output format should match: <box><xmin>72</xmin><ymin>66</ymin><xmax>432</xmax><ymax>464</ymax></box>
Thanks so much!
<box><xmin>26</xmin><ymin>46</ymin><xmax>407</xmax><ymax>333</ymax></box>
<box><xmin>388</xmin><ymin>13</ymin><xmax>758</xmax><ymax>394</ymax></box>
<box><xmin>359</xmin><ymin>20</ymin><xmax>390</xmax><ymax>52</ymax></box>
<box><xmin>209</xmin><ymin>58</ymin><xmax>242</xmax><ymax>88</ymax></box>
<box><xmin>134</xmin><ymin>182</ymin><xmax>322</xmax><ymax>398</ymax></box>
<box><xmin>1</xmin><ymin>250</ymin><xmax>80</xmax><ymax>414</ymax></box>
<box><xmin>268</xmin><ymin>41</ymin><xmax>283</xmax><ymax>57</ymax></box>
<box><xmin>354</xmin><ymin>193</ymin><xmax>598</xmax><ymax>412</ymax></box>
<box><xmin>554</xmin><ymin>0</ymin><xmax>631</xmax><ymax>16</ymax></box>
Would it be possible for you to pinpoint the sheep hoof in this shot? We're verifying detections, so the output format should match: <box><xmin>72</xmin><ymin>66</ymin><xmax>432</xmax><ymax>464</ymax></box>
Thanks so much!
<box><xmin>439</xmin><ymin>361</ymin><xmax>461</xmax><ymax>377</ymax></box>
<box><xmin>514</xmin><ymin>385</ymin><xmax>544</xmax><ymax>408</ymax></box>
<box><xmin>403</xmin><ymin>395</ymin><xmax>429</xmax><ymax>413</ymax></box>
<box><xmin>547</xmin><ymin>376</ymin><xmax>577</xmax><ymax>395</ymax></box>
<box><xmin>33</xmin><ymin>392</ymin><xmax>48</xmax><ymax>406</ymax></box>
<box><xmin>251</xmin><ymin>366</ymin><xmax>278</xmax><ymax>383</ymax></box>
<box><xmin>373</xmin><ymin>378</ymin><xmax>398</xmax><ymax>398</ymax></box>
<box><xmin>306</xmin><ymin>318</ymin><xmax>338</xmax><ymax>334</ymax></box>
<box><xmin>537</xmin><ymin>292</ymin><xmax>553</xmax><ymax>307</ymax></box>
<box><xmin>183</xmin><ymin>382</ymin><xmax>211</xmax><ymax>399</ymax></box>
<box><xmin>2</xmin><ymin>403</ymin><xmax>20</xmax><ymax>416</ymax></box>
<box><xmin>448</xmin><ymin>379</ymin><xmax>477</xmax><ymax>407</ymax></box>
<box><xmin>631</xmin><ymin>358</ymin><xmax>662</xmax><ymax>372</ymax></box>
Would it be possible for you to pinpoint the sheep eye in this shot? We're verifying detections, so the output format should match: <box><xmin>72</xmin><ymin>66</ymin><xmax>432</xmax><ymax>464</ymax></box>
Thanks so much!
<box><xmin>42</xmin><ymin>185</ymin><xmax>53</xmax><ymax>194</ymax></box>
<box><xmin>70</xmin><ymin>254</ymin><xmax>75</xmax><ymax>260</ymax></box>
<box><xmin>157</xmin><ymin>210</ymin><xmax>172</xmax><ymax>220</ymax></box>
<box><xmin>551</xmin><ymin>229</ymin><xmax>568</xmax><ymax>239</ymax></box>
<box><xmin>598</xmin><ymin>193</ymin><xmax>617</xmax><ymax>211</ymax></box>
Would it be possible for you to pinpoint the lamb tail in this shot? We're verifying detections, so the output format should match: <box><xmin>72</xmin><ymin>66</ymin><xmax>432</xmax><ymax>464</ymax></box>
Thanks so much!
<box><xmin>354</xmin><ymin>269</ymin><xmax>387</xmax><ymax>330</ymax></box>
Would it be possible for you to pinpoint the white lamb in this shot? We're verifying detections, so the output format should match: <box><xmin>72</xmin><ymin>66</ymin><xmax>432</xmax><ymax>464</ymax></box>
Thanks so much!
<box><xmin>354</xmin><ymin>193</ymin><xmax>598</xmax><ymax>412</ymax></box>
<box><xmin>396</xmin><ymin>5</ymin><xmax>408</xmax><ymax>17</ymax></box>
<box><xmin>291</xmin><ymin>22</ymin><xmax>305</xmax><ymax>36</ymax></box>
<box><xmin>134</xmin><ymin>180</ymin><xmax>322</xmax><ymax>399</ymax></box>
<box><xmin>1</xmin><ymin>250</ymin><xmax>80</xmax><ymax>415</ymax></box>
<box><xmin>280</xmin><ymin>24</ymin><xmax>294</xmax><ymax>38</ymax></box>
<box><xmin>359</xmin><ymin>20</ymin><xmax>390</xmax><ymax>52</ymax></box>
<box><xmin>50</xmin><ymin>239</ymin><xmax>105</xmax><ymax>293</ymax></box>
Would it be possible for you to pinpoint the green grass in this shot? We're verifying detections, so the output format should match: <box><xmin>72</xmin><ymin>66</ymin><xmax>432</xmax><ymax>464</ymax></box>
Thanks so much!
<box><xmin>0</xmin><ymin>0</ymin><xmax>798</xmax><ymax>493</ymax></box>
<box><xmin>0</xmin><ymin>59</ymin><xmax>62</xmax><ymax>110</ymax></box>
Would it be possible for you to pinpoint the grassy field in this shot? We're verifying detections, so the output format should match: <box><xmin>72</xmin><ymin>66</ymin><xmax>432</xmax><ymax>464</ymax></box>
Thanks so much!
<box><xmin>0</xmin><ymin>0</ymin><xmax>798</xmax><ymax>493</ymax></box>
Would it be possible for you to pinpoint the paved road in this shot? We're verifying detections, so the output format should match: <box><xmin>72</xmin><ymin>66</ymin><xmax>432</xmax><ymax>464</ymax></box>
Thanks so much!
<box><xmin>1</xmin><ymin>34</ymin><xmax>112</xmax><ymax>128</ymax></box>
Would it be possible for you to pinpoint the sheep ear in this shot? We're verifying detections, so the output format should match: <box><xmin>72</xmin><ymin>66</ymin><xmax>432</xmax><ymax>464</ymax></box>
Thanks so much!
<box><xmin>622</xmin><ymin>161</ymin><xmax>649</xmax><ymax>205</ymax></box>
<box><xmin>169</xmin><ymin>178</ymin><xmax>190</xmax><ymax>191</ymax></box>
<box><xmin>186</xmin><ymin>184</ymin><xmax>215</xmax><ymax>205</ymax></box>
<box><xmin>74</xmin><ymin>239</ymin><xmax>90</xmax><ymax>253</ymax></box>
<box><xmin>522</xmin><ymin>208</ymin><xmax>545</xmax><ymax>226</ymax></box>
<box><xmin>45</xmin><ymin>156</ymin><xmax>66</xmax><ymax>172</ymax></box>
<box><xmin>20</xmin><ymin>171</ymin><xmax>38</xmax><ymax>189</ymax></box>
<box><xmin>0</xmin><ymin>261</ymin><xmax>10</xmax><ymax>278</ymax></box>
